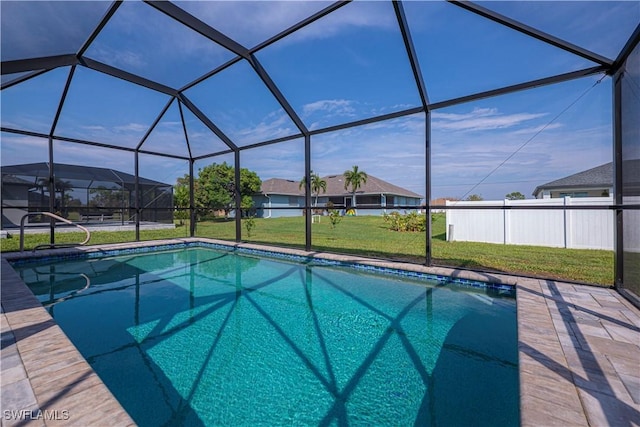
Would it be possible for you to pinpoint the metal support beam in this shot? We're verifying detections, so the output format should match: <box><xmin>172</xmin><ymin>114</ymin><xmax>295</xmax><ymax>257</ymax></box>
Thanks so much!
<box><xmin>309</xmin><ymin>106</ymin><xmax>424</xmax><ymax>136</ymax></box>
<box><xmin>425</xmin><ymin>111</ymin><xmax>432</xmax><ymax>266</ymax></box>
<box><xmin>394</xmin><ymin>1</ymin><xmax>430</xmax><ymax>108</ymax></box>
<box><xmin>181</xmin><ymin>2</ymin><xmax>348</xmax><ymax>93</ymax></box>
<box><xmin>137</xmin><ymin>97</ymin><xmax>175</xmax><ymax>150</ymax></box>
<box><xmin>48</xmin><ymin>138</ymin><xmax>55</xmax><ymax>245</ymax></box>
<box><xmin>178</xmin><ymin>101</ymin><xmax>193</xmax><ymax>159</ymax></box>
<box><xmin>145</xmin><ymin>1</ymin><xmax>250</xmax><ymax>58</ymax></box>
<box><xmin>0</xmin><ymin>127</ymin><xmax>49</xmax><ymax>139</ymax></box>
<box><xmin>192</xmin><ymin>149</ymin><xmax>235</xmax><ymax>162</ymax></box>
<box><xmin>235</xmin><ymin>150</ymin><xmax>242</xmax><ymax>242</ymax></box>
<box><xmin>236</xmin><ymin>133</ymin><xmax>305</xmax><ymax>152</ymax></box>
<box><xmin>178</xmin><ymin>94</ymin><xmax>238</xmax><ymax>151</ymax></box>
<box><xmin>251</xmin><ymin>1</ymin><xmax>350</xmax><ymax>53</ymax></box>
<box><xmin>449</xmin><ymin>1</ymin><xmax>613</xmax><ymax>67</ymax></box>
<box><xmin>180</xmin><ymin>57</ymin><xmax>243</xmax><ymax>93</ymax></box>
<box><xmin>81</xmin><ymin>57</ymin><xmax>177</xmax><ymax>96</ymax></box>
<box><xmin>304</xmin><ymin>134</ymin><xmax>312</xmax><ymax>251</ymax></box>
<box><xmin>135</xmin><ymin>152</ymin><xmax>140</xmax><ymax>241</ymax></box>
<box><xmin>50</xmin><ymin>66</ymin><xmax>76</xmax><ymax>137</ymax></box>
<box><xmin>396</xmin><ymin>0</ymin><xmax>432</xmax><ymax>267</ymax></box>
<box><xmin>132</xmin><ymin>149</ymin><xmax>189</xmax><ymax>161</ymax></box>
<box><xmin>613</xmin><ymin>70</ymin><xmax>624</xmax><ymax>288</ymax></box>
<box><xmin>612</xmin><ymin>24</ymin><xmax>640</xmax><ymax>75</ymax></box>
<box><xmin>1</xmin><ymin>69</ymin><xmax>49</xmax><ymax>91</ymax></box>
<box><xmin>429</xmin><ymin>66</ymin><xmax>607</xmax><ymax>110</ymax></box>
<box><xmin>1</xmin><ymin>54</ymin><xmax>79</xmax><ymax>75</ymax></box>
<box><xmin>0</xmin><ymin>128</ymin><xmax>190</xmax><ymax>161</ymax></box>
<box><xmin>76</xmin><ymin>1</ymin><xmax>122</xmax><ymax>58</ymax></box>
<box><xmin>189</xmin><ymin>160</ymin><xmax>196</xmax><ymax>237</ymax></box>
<box><xmin>248</xmin><ymin>55</ymin><xmax>309</xmax><ymax>135</ymax></box>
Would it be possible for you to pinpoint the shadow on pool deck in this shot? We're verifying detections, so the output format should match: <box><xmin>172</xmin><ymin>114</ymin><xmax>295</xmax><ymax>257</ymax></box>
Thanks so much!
<box><xmin>518</xmin><ymin>281</ymin><xmax>640</xmax><ymax>426</ymax></box>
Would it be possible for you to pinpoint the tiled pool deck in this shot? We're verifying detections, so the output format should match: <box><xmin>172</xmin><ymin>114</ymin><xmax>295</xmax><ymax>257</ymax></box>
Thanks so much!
<box><xmin>2</xmin><ymin>238</ymin><xmax>639</xmax><ymax>426</ymax></box>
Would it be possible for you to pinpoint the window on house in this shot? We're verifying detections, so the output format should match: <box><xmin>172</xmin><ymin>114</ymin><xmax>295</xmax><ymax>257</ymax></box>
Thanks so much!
<box><xmin>559</xmin><ymin>192</ymin><xmax>589</xmax><ymax>198</ymax></box>
<box><xmin>288</xmin><ymin>196</ymin><xmax>300</xmax><ymax>206</ymax></box>
<box><xmin>356</xmin><ymin>195</ymin><xmax>381</xmax><ymax>205</ymax></box>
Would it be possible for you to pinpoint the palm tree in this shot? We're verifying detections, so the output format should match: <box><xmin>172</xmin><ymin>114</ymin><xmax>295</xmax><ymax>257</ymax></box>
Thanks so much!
<box><xmin>299</xmin><ymin>171</ymin><xmax>327</xmax><ymax>207</ymax></box>
<box><xmin>343</xmin><ymin>165</ymin><xmax>368</xmax><ymax>211</ymax></box>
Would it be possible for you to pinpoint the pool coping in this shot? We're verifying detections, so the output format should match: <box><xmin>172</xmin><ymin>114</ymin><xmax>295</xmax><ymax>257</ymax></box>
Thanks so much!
<box><xmin>2</xmin><ymin>238</ymin><xmax>639</xmax><ymax>426</ymax></box>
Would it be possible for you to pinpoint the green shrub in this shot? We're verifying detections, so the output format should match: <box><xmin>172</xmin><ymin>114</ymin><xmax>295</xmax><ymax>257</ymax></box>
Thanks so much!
<box><xmin>244</xmin><ymin>215</ymin><xmax>256</xmax><ymax>237</ymax></box>
<box><xmin>328</xmin><ymin>209</ymin><xmax>342</xmax><ymax>229</ymax></box>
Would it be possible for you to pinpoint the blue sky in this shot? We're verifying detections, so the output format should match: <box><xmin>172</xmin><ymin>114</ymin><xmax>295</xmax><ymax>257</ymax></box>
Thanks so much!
<box><xmin>1</xmin><ymin>1</ymin><xmax>639</xmax><ymax>201</ymax></box>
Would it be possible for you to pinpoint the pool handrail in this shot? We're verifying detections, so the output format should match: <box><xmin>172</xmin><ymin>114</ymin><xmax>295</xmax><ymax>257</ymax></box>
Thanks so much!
<box><xmin>20</xmin><ymin>212</ymin><xmax>91</xmax><ymax>252</ymax></box>
<box><xmin>43</xmin><ymin>273</ymin><xmax>91</xmax><ymax>307</ymax></box>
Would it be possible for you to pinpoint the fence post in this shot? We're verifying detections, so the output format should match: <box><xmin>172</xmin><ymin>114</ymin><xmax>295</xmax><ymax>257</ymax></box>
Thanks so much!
<box><xmin>563</xmin><ymin>196</ymin><xmax>569</xmax><ymax>248</ymax></box>
<box><xmin>503</xmin><ymin>199</ymin><xmax>508</xmax><ymax>245</ymax></box>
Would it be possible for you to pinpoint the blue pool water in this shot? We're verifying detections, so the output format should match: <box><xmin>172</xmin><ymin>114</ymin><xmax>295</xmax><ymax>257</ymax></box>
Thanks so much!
<box><xmin>14</xmin><ymin>247</ymin><xmax>519</xmax><ymax>426</ymax></box>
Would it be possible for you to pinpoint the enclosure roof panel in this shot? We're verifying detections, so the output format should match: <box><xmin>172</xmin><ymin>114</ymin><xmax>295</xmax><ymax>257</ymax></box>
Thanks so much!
<box><xmin>475</xmin><ymin>1</ymin><xmax>640</xmax><ymax>62</ymax></box>
<box><xmin>54</xmin><ymin>67</ymin><xmax>171</xmax><ymax>149</ymax></box>
<box><xmin>0</xmin><ymin>0</ymin><xmax>635</xmax><ymax>178</ymax></box>
<box><xmin>0</xmin><ymin>1</ymin><xmax>112</xmax><ymax>62</ymax></box>
<box><xmin>175</xmin><ymin>1</ymin><xmax>334</xmax><ymax>49</ymax></box>
<box><xmin>255</xmin><ymin>0</ymin><xmax>422</xmax><ymax>130</ymax></box>
<box><xmin>185</xmin><ymin>60</ymin><xmax>300</xmax><ymax>147</ymax></box>
<box><xmin>1</xmin><ymin>68</ymin><xmax>69</xmax><ymax>134</ymax></box>
<box><xmin>403</xmin><ymin>1</ymin><xmax>603</xmax><ymax>103</ymax></box>
<box><xmin>84</xmin><ymin>1</ymin><xmax>236</xmax><ymax>89</ymax></box>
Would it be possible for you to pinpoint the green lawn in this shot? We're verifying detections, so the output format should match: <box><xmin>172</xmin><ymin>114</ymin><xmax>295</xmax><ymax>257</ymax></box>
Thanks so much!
<box><xmin>2</xmin><ymin>214</ymin><xmax>614</xmax><ymax>286</ymax></box>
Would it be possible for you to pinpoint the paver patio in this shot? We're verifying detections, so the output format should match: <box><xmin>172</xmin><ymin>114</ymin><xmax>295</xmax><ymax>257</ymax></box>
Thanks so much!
<box><xmin>2</xmin><ymin>239</ymin><xmax>639</xmax><ymax>426</ymax></box>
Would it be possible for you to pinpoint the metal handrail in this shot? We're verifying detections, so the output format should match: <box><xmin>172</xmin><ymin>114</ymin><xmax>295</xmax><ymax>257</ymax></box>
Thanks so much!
<box><xmin>20</xmin><ymin>212</ymin><xmax>91</xmax><ymax>252</ymax></box>
<box><xmin>43</xmin><ymin>274</ymin><xmax>91</xmax><ymax>308</ymax></box>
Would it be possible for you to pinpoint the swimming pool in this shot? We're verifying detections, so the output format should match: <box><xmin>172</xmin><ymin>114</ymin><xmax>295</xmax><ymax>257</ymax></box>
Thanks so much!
<box><xmin>13</xmin><ymin>244</ymin><xmax>519</xmax><ymax>426</ymax></box>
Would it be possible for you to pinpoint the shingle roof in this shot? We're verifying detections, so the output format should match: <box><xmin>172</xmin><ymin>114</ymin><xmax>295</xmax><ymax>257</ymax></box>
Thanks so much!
<box><xmin>1</xmin><ymin>162</ymin><xmax>170</xmax><ymax>187</ymax></box>
<box><xmin>532</xmin><ymin>159</ymin><xmax>640</xmax><ymax>196</ymax></box>
<box><xmin>259</xmin><ymin>174</ymin><xmax>422</xmax><ymax>199</ymax></box>
<box><xmin>260</xmin><ymin>178</ymin><xmax>302</xmax><ymax>196</ymax></box>
<box><xmin>1</xmin><ymin>174</ymin><xmax>33</xmax><ymax>185</ymax></box>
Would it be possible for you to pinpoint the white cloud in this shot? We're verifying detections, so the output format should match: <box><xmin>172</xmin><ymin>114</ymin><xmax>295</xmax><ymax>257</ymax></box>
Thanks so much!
<box><xmin>115</xmin><ymin>123</ymin><xmax>151</xmax><ymax>133</ymax></box>
<box><xmin>429</xmin><ymin>119</ymin><xmax>612</xmax><ymax>200</ymax></box>
<box><xmin>510</xmin><ymin>123</ymin><xmax>564</xmax><ymax>135</ymax></box>
<box><xmin>89</xmin><ymin>47</ymin><xmax>147</xmax><ymax>70</ymax></box>
<box><xmin>432</xmin><ymin>107</ymin><xmax>548</xmax><ymax>132</ymax></box>
<box><xmin>431</xmin><ymin>108</ymin><xmax>498</xmax><ymax>122</ymax></box>
<box><xmin>233</xmin><ymin>110</ymin><xmax>297</xmax><ymax>145</ymax></box>
<box><xmin>159</xmin><ymin>121</ymin><xmax>182</xmax><ymax>128</ymax></box>
<box><xmin>80</xmin><ymin>125</ymin><xmax>106</xmax><ymax>131</ymax></box>
<box><xmin>176</xmin><ymin>1</ymin><xmax>395</xmax><ymax>49</ymax></box>
<box><xmin>302</xmin><ymin>99</ymin><xmax>356</xmax><ymax>117</ymax></box>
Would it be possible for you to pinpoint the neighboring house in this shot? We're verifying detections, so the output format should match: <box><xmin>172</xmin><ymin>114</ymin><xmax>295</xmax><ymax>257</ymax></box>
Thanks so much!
<box><xmin>1</xmin><ymin>162</ymin><xmax>174</xmax><ymax>228</ymax></box>
<box><xmin>533</xmin><ymin>160</ymin><xmax>640</xmax><ymax>199</ymax></box>
<box><xmin>253</xmin><ymin>174</ymin><xmax>423</xmax><ymax>218</ymax></box>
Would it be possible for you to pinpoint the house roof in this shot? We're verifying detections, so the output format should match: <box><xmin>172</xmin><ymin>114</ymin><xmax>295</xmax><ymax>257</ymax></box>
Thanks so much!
<box><xmin>532</xmin><ymin>160</ymin><xmax>640</xmax><ymax>196</ymax></box>
<box><xmin>259</xmin><ymin>174</ymin><xmax>422</xmax><ymax>199</ymax></box>
<box><xmin>1</xmin><ymin>162</ymin><xmax>170</xmax><ymax>188</ymax></box>
<box><xmin>1</xmin><ymin>174</ymin><xmax>33</xmax><ymax>186</ymax></box>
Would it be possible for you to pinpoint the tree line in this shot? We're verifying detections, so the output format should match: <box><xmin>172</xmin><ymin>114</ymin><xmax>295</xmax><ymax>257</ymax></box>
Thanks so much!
<box><xmin>174</xmin><ymin>162</ymin><xmax>261</xmax><ymax>219</ymax></box>
<box><xmin>174</xmin><ymin>163</ymin><xmax>371</xmax><ymax>219</ymax></box>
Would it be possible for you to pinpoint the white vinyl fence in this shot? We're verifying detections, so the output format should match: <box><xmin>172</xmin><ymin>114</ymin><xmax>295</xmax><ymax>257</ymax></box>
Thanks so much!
<box><xmin>445</xmin><ymin>197</ymin><xmax>617</xmax><ymax>250</ymax></box>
